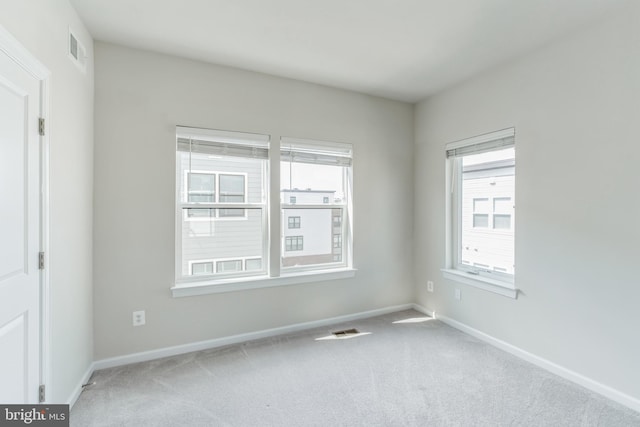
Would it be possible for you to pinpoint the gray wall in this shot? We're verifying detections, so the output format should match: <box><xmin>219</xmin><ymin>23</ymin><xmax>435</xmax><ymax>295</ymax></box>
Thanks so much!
<box><xmin>93</xmin><ymin>42</ymin><xmax>414</xmax><ymax>359</ymax></box>
<box><xmin>0</xmin><ymin>0</ymin><xmax>94</xmax><ymax>403</ymax></box>
<box><xmin>414</xmin><ymin>2</ymin><xmax>640</xmax><ymax>400</ymax></box>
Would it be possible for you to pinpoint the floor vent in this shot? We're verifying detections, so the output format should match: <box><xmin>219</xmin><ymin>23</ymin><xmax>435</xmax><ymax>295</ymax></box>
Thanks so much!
<box><xmin>332</xmin><ymin>328</ymin><xmax>359</xmax><ymax>337</ymax></box>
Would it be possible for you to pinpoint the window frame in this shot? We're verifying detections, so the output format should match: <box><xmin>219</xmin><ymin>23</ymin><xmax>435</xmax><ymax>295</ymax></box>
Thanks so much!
<box><xmin>173</xmin><ymin>128</ymin><xmax>355</xmax><ymax>297</ymax></box>
<box><xmin>443</xmin><ymin>128</ymin><xmax>517</xmax><ymax>299</ymax></box>
<box><xmin>279</xmin><ymin>137</ymin><xmax>353</xmax><ymax>274</ymax></box>
<box><xmin>175</xmin><ymin>127</ymin><xmax>269</xmax><ymax>285</ymax></box>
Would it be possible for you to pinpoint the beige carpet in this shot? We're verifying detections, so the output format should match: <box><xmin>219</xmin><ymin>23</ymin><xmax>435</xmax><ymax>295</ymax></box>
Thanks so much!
<box><xmin>71</xmin><ymin>310</ymin><xmax>640</xmax><ymax>426</ymax></box>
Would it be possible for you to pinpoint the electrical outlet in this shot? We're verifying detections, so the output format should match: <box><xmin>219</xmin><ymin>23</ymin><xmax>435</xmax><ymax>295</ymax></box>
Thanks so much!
<box><xmin>455</xmin><ymin>289</ymin><xmax>461</xmax><ymax>300</ymax></box>
<box><xmin>132</xmin><ymin>310</ymin><xmax>145</xmax><ymax>326</ymax></box>
<box><xmin>427</xmin><ymin>281</ymin><xmax>434</xmax><ymax>292</ymax></box>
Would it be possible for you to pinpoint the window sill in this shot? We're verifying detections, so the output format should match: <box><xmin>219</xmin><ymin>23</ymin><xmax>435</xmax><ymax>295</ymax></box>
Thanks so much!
<box><xmin>441</xmin><ymin>269</ymin><xmax>518</xmax><ymax>299</ymax></box>
<box><xmin>171</xmin><ymin>268</ymin><xmax>357</xmax><ymax>298</ymax></box>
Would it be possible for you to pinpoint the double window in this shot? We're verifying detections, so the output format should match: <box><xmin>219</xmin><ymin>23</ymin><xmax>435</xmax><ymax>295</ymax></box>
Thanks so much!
<box><xmin>176</xmin><ymin>127</ymin><xmax>353</xmax><ymax>286</ymax></box>
<box><xmin>445</xmin><ymin>128</ymin><xmax>515</xmax><ymax>296</ymax></box>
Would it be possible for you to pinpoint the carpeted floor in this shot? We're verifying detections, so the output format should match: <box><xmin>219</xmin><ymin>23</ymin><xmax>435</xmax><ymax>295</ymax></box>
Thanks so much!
<box><xmin>71</xmin><ymin>310</ymin><xmax>640</xmax><ymax>426</ymax></box>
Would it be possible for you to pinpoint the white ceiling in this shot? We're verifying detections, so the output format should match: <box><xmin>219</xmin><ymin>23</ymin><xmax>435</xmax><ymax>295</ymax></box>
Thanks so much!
<box><xmin>70</xmin><ymin>0</ymin><xmax>625</xmax><ymax>102</ymax></box>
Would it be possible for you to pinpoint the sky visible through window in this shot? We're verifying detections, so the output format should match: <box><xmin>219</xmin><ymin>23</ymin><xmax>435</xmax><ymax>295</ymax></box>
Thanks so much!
<box><xmin>280</xmin><ymin>162</ymin><xmax>345</xmax><ymax>200</ymax></box>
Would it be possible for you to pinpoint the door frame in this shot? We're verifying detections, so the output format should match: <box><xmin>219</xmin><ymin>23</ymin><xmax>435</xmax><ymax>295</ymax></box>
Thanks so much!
<box><xmin>0</xmin><ymin>24</ymin><xmax>51</xmax><ymax>402</ymax></box>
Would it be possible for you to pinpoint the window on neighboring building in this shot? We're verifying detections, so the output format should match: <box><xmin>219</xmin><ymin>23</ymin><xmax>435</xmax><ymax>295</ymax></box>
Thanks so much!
<box><xmin>285</xmin><ymin>236</ymin><xmax>304</xmax><ymax>251</ymax></box>
<box><xmin>493</xmin><ymin>197</ymin><xmax>512</xmax><ymax>229</ymax></box>
<box><xmin>281</xmin><ymin>137</ymin><xmax>352</xmax><ymax>271</ymax></box>
<box><xmin>216</xmin><ymin>259</ymin><xmax>243</xmax><ymax>272</ymax></box>
<box><xmin>288</xmin><ymin>216</ymin><xmax>301</xmax><ymax>229</ymax></box>
<box><xmin>176</xmin><ymin>127</ymin><xmax>268</xmax><ymax>280</ymax></box>
<box><xmin>445</xmin><ymin>128</ymin><xmax>515</xmax><ymax>291</ymax></box>
<box><xmin>191</xmin><ymin>261</ymin><xmax>214</xmax><ymax>275</ymax></box>
<box><xmin>186</xmin><ymin>172</ymin><xmax>215</xmax><ymax>218</ymax></box>
<box><xmin>218</xmin><ymin>174</ymin><xmax>246</xmax><ymax>217</ymax></box>
<box><xmin>245</xmin><ymin>258</ymin><xmax>262</xmax><ymax>271</ymax></box>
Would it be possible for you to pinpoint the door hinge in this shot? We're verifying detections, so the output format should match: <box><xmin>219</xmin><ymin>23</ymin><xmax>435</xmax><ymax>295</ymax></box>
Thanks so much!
<box><xmin>39</xmin><ymin>252</ymin><xmax>45</xmax><ymax>270</ymax></box>
<box><xmin>39</xmin><ymin>384</ymin><xmax>45</xmax><ymax>403</ymax></box>
<box><xmin>38</xmin><ymin>118</ymin><xmax>45</xmax><ymax>136</ymax></box>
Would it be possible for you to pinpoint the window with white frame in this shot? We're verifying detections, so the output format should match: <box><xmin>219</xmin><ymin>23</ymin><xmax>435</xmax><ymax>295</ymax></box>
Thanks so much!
<box><xmin>175</xmin><ymin>128</ymin><xmax>353</xmax><ymax>289</ymax></box>
<box><xmin>445</xmin><ymin>128</ymin><xmax>515</xmax><ymax>293</ymax></box>
<box><xmin>176</xmin><ymin>127</ymin><xmax>268</xmax><ymax>281</ymax></box>
<box><xmin>280</xmin><ymin>137</ymin><xmax>353</xmax><ymax>271</ymax></box>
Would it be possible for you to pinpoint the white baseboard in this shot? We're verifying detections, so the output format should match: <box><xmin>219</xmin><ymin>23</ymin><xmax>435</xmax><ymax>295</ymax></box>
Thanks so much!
<box><xmin>410</xmin><ymin>303</ymin><xmax>435</xmax><ymax>317</ymax></box>
<box><xmin>93</xmin><ymin>303</ymin><xmax>415</xmax><ymax>371</ymax></box>
<box><xmin>434</xmin><ymin>312</ymin><xmax>640</xmax><ymax>414</ymax></box>
<box><xmin>67</xmin><ymin>362</ymin><xmax>96</xmax><ymax>408</ymax></box>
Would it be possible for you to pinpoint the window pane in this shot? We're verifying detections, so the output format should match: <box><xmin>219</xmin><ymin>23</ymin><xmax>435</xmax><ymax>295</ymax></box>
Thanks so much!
<box><xmin>178</xmin><ymin>147</ymin><xmax>266</xmax><ymax>278</ymax></box>
<box><xmin>219</xmin><ymin>174</ymin><xmax>245</xmax><ymax>195</ymax></box>
<box><xmin>219</xmin><ymin>195</ymin><xmax>244</xmax><ymax>203</ymax></box>
<box><xmin>217</xmin><ymin>260</ymin><xmax>242</xmax><ymax>272</ymax></box>
<box><xmin>282</xmin><ymin>208</ymin><xmax>344</xmax><ymax>268</ymax></box>
<box><xmin>181</xmin><ymin>208</ymin><xmax>264</xmax><ymax>276</ymax></box>
<box><xmin>473</xmin><ymin>198</ymin><xmax>489</xmax><ymax>213</ymax></box>
<box><xmin>191</xmin><ymin>262</ymin><xmax>213</xmax><ymax>275</ymax></box>
<box><xmin>186</xmin><ymin>208</ymin><xmax>216</xmax><ymax>219</ymax></box>
<box><xmin>473</xmin><ymin>214</ymin><xmax>489</xmax><ymax>228</ymax></box>
<box><xmin>460</xmin><ymin>147</ymin><xmax>514</xmax><ymax>275</ymax></box>
<box><xmin>493</xmin><ymin>214</ymin><xmax>511</xmax><ymax>229</ymax></box>
<box><xmin>281</xmin><ymin>162</ymin><xmax>345</xmax><ymax>204</ymax></box>
<box><xmin>494</xmin><ymin>197</ymin><xmax>512</xmax><ymax>214</ymax></box>
<box><xmin>188</xmin><ymin>173</ymin><xmax>215</xmax><ymax>202</ymax></box>
<box><xmin>245</xmin><ymin>258</ymin><xmax>262</xmax><ymax>271</ymax></box>
<box><xmin>218</xmin><ymin>208</ymin><xmax>245</xmax><ymax>217</ymax></box>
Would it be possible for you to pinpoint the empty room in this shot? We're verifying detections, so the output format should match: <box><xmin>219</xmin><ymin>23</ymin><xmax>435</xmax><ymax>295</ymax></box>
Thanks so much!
<box><xmin>1</xmin><ymin>0</ymin><xmax>639</xmax><ymax>425</ymax></box>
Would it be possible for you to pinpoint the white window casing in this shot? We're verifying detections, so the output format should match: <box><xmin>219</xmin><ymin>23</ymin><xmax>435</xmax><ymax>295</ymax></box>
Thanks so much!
<box><xmin>280</xmin><ymin>137</ymin><xmax>353</xmax><ymax>274</ymax></box>
<box><xmin>443</xmin><ymin>127</ymin><xmax>517</xmax><ymax>299</ymax></box>
<box><xmin>174</xmin><ymin>128</ymin><xmax>356</xmax><ymax>296</ymax></box>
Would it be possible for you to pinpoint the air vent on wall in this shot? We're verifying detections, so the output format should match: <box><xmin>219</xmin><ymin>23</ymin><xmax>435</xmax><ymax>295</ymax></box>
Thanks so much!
<box><xmin>68</xmin><ymin>28</ymin><xmax>87</xmax><ymax>73</ymax></box>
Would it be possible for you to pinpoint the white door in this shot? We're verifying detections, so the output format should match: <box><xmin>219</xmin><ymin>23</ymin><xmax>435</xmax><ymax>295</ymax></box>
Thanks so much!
<box><xmin>0</xmin><ymin>46</ymin><xmax>42</xmax><ymax>403</ymax></box>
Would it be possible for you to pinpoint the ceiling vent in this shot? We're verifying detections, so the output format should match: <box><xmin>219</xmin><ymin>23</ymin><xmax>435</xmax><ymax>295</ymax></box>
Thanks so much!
<box><xmin>68</xmin><ymin>28</ymin><xmax>87</xmax><ymax>73</ymax></box>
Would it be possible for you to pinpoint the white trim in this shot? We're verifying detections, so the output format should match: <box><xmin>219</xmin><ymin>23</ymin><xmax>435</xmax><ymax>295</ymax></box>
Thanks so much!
<box><xmin>410</xmin><ymin>304</ymin><xmax>436</xmax><ymax>318</ymax></box>
<box><xmin>66</xmin><ymin>362</ymin><xmax>95</xmax><ymax>408</ymax></box>
<box><xmin>172</xmin><ymin>268</ymin><xmax>357</xmax><ymax>297</ymax></box>
<box><xmin>1</xmin><ymin>23</ymin><xmax>52</xmax><ymax>404</ymax></box>
<box><xmin>93</xmin><ymin>303</ymin><xmax>412</xmax><ymax>370</ymax></box>
<box><xmin>436</xmin><ymin>314</ymin><xmax>640</xmax><ymax>413</ymax></box>
<box><xmin>176</xmin><ymin>125</ymin><xmax>270</xmax><ymax>146</ymax></box>
<box><xmin>446</xmin><ymin>127</ymin><xmax>515</xmax><ymax>151</ymax></box>
<box><xmin>0</xmin><ymin>26</ymin><xmax>50</xmax><ymax>79</ymax></box>
<box><xmin>442</xmin><ymin>268</ymin><xmax>518</xmax><ymax>299</ymax></box>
